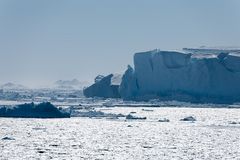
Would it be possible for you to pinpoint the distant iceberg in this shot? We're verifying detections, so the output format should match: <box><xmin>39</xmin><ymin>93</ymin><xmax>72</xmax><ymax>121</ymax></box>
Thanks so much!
<box><xmin>0</xmin><ymin>82</ymin><xmax>27</xmax><ymax>90</ymax></box>
<box><xmin>0</xmin><ymin>102</ymin><xmax>70</xmax><ymax>118</ymax></box>
<box><xmin>54</xmin><ymin>79</ymin><xmax>90</xmax><ymax>90</ymax></box>
<box><xmin>83</xmin><ymin>74</ymin><xmax>122</xmax><ymax>98</ymax></box>
<box><xmin>120</xmin><ymin>48</ymin><xmax>240</xmax><ymax>103</ymax></box>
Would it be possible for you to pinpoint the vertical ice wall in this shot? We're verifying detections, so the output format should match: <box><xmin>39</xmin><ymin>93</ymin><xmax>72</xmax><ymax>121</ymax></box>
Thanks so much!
<box><xmin>119</xmin><ymin>49</ymin><xmax>240</xmax><ymax>103</ymax></box>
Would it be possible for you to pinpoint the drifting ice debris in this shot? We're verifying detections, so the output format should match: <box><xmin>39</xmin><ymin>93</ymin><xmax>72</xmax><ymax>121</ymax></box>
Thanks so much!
<box><xmin>119</xmin><ymin>49</ymin><xmax>240</xmax><ymax>103</ymax></box>
<box><xmin>0</xmin><ymin>102</ymin><xmax>70</xmax><ymax>118</ymax></box>
<box><xmin>83</xmin><ymin>74</ymin><xmax>122</xmax><ymax>98</ymax></box>
<box><xmin>74</xmin><ymin>110</ymin><xmax>105</xmax><ymax>118</ymax></box>
<box><xmin>180</xmin><ymin>116</ymin><xmax>196</xmax><ymax>122</ymax></box>
<box><xmin>158</xmin><ymin>118</ymin><xmax>170</xmax><ymax>122</ymax></box>
<box><xmin>2</xmin><ymin>137</ymin><xmax>15</xmax><ymax>140</ymax></box>
<box><xmin>142</xmin><ymin>109</ymin><xmax>154</xmax><ymax>112</ymax></box>
<box><xmin>37</xmin><ymin>150</ymin><xmax>45</xmax><ymax>154</ymax></box>
<box><xmin>229</xmin><ymin>121</ymin><xmax>240</xmax><ymax>125</ymax></box>
<box><xmin>72</xmin><ymin>109</ymin><xmax>125</xmax><ymax>119</ymax></box>
<box><xmin>126</xmin><ymin>114</ymin><xmax>147</xmax><ymax>120</ymax></box>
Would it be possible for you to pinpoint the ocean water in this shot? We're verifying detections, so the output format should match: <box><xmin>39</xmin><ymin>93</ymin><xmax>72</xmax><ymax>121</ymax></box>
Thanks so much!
<box><xmin>1</xmin><ymin>107</ymin><xmax>240</xmax><ymax>160</ymax></box>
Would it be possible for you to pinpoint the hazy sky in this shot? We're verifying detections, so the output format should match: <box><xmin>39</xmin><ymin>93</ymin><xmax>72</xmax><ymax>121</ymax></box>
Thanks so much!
<box><xmin>0</xmin><ymin>0</ymin><xmax>240</xmax><ymax>87</ymax></box>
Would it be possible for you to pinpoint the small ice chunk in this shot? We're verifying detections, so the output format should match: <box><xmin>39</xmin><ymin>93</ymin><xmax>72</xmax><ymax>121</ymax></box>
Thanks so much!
<box><xmin>142</xmin><ymin>109</ymin><xmax>154</xmax><ymax>112</ymax></box>
<box><xmin>2</xmin><ymin>137</ymin><xmax>15</xmax><ymax>140</ymax></box>
<box><xmin>158</xmin><ymin>118</ymin><xmax>170</xmax><ymax>122</ymax></box>
<box><xmin>229</xmin><ymin>121</ymin><xmax>240</xmax><ymax>125</ymax></box>
<box><xmin>180</xmin><ymin>116</ymin><xmax>196</xmax><ymax>122</ymax></box>
<box><xmin>126</xmin><ymin>114</ymin><xmax>146</xmax><ymax>120</ymax></box>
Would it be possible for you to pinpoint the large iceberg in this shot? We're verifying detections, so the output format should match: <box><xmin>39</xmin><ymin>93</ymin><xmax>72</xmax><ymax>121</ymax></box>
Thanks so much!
<box><xmin>83</xmin><ymin>74</ymin><xmax>122</xmax><ymax>98</ymax></box>
<box><xmin>119</xmin><ymin>49</ymin><xmax>240</xmax><ymax>103</ymax></box>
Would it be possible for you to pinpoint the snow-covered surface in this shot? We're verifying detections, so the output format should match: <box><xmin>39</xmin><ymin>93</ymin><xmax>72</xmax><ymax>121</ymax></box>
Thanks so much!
<box><xmin>120</xmin><ymin>49</ymin><xmax>240</xmax><ymax>103</ymax></box>
<box><xmin>1</xmin><ymin>107</ymin><xmax>240</xmax><ymax>159</ymax></box>
<box><xmin>110</xmin><ymin>74</ymin><xmax>122</xmax><ymax>85</ymax></box>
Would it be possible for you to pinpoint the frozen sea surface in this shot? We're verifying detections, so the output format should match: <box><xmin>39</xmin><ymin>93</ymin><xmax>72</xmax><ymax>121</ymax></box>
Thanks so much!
<box><xmin>1</xmin><ymin>107</ymin><xmax>240</xmax><ymax>160</ymax></box>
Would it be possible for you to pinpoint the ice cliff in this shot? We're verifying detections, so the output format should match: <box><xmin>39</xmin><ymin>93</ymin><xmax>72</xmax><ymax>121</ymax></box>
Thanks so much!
<box><xmin>120</xmin><ymin>49</ymin><xmax>240</xmax><ymax>103</ymax></box>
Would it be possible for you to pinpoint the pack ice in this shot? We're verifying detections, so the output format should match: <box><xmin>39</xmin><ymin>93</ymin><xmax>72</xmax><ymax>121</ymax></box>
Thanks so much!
<box><xmin>120</xmin><ymin>48</ymin><xmax>240</xmax><ymax>103</ymax></box>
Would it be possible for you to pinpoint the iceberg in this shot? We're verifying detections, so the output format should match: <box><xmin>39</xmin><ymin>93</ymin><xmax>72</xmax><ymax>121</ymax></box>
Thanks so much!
<box><xmin>83</xmin><ymin>74</ymin><xmax>122</xmax><ymax>98</ymax></box>
<box><xmin>119</xmin><ymin>49</ymin><xmax>240</xmax><ymax>103</ymax></box>
<box><xmin>0</xmin><ymin>102</ymin><xmax>70</xmax><ymax>118</ymax></box>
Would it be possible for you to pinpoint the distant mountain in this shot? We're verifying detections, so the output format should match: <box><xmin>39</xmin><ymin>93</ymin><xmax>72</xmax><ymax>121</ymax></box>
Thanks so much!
<box><xmin>0</xmin><ymin>82</ymin><xmax>27</xmax><ymax>90</ymax></box>
<box><xmin>54</xmin><ymin>79</ymin><xmax>90</xmax><ymax>90</ymax></box>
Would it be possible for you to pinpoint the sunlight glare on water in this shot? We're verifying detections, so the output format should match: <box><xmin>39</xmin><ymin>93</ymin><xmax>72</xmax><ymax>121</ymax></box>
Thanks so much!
<box><xmin>1</xmin><ymin>107</ymin><xmax>240</xmax><ymax>160</ymax></box>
